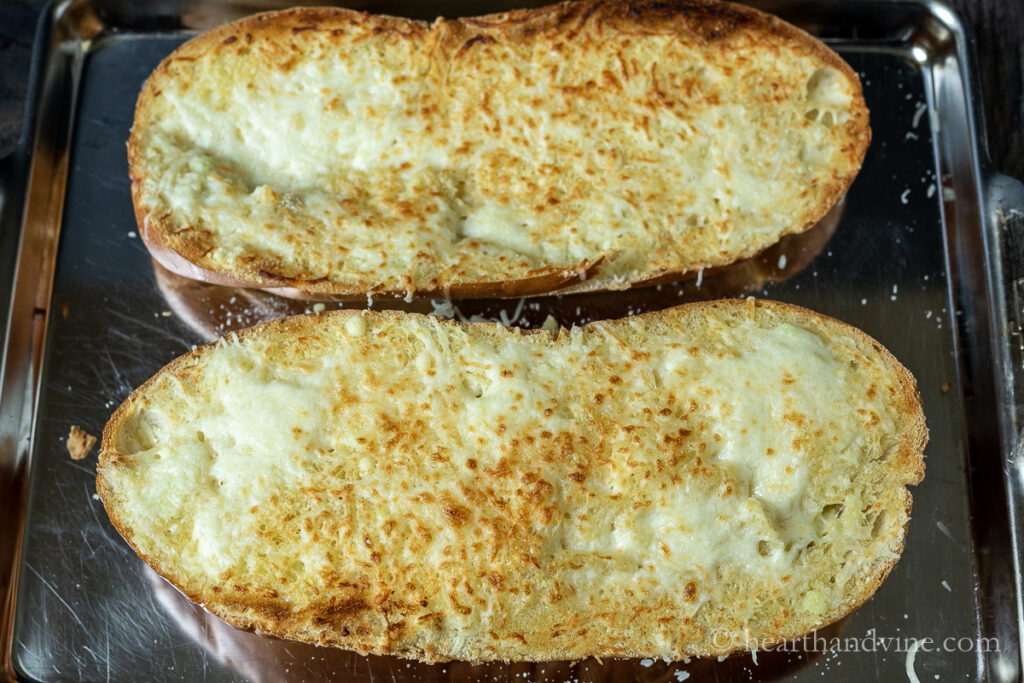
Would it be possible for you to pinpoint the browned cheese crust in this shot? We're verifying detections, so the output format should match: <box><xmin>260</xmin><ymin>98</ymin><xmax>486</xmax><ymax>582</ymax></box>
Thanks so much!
<box><xmin>98</xmin><ymin>300</ymin><xmax>924</xmax><ymax>662</ymax></box>
<box><xmin>129</xmin><ymin>1</ymin><xmax>870</xmax><ymax>300</ymax></box>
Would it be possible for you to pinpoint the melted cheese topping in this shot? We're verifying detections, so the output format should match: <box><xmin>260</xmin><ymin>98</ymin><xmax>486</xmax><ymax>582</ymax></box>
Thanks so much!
<box><xmin>131</xmin><ymin>5</ymin><xmax>866</xmax><ymax>294</ymax></box>
<box><xmin>103</xmin><ymin>306</ymin><xmax>916</xmax><ymax>660</ymax></box>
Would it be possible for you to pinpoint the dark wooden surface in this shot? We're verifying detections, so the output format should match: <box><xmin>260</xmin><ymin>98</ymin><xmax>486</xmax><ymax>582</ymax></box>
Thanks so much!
<box><xmin>958</xmin><ymin>0</ymin><xmax>1024</xmax><ymax>181</ymax></box>
<box><xmin>0</xmin><ymin>0</ymin><xmax>1021</xmax><ymax>177</ymax></box>
<box><xmin>0</xmin><ymin>0</ymin><xmax>39</xmax><ymax>159</ymax></box>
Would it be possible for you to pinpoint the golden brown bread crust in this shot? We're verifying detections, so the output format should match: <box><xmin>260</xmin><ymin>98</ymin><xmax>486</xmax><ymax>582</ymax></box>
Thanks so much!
<box><xmin>129</xmin><ymin>0</ymin><xmax>870</xmax><ymax>300</ymax></box>
<box><xmin>98</xmin><ymin>299</ymin><xmax>924</xmax><ymax>662</ymax></box>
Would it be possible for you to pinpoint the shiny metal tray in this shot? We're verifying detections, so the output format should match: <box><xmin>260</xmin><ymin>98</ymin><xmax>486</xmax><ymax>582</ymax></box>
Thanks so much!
<box><xmin>3</xmin><ymin>0</ymin><xmax>1024</xmax><ymax>680</ymax></box>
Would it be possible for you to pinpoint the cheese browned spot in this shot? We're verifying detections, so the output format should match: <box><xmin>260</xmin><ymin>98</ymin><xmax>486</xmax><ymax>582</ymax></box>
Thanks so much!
<box><xmin>98</xmin><ymin>301</ymin><xmax>925</xmax><ymax>662</ymax></box>
<box><xmin>129</xmin><ymin>0</ymin><xmax>870</xmax><ymax>299</ymax></box>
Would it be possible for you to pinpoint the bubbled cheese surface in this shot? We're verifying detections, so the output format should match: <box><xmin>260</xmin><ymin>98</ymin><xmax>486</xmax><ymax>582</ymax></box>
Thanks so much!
<box><xmin>99</xmin><ymin>303</ymin><xmax>925</xmax><ymax>661</ymax></box>
<box><xmin>129</xmin><ymin>3</ymin><xmax>870</xmax><ymax>296</ymax></box>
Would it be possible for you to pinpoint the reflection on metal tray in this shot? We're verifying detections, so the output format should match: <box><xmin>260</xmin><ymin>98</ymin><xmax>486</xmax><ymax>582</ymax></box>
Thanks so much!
<box><xmin>1</xmin><ymin>0</ymin><xmax>1023</xmax><ymax>681</ymax></box>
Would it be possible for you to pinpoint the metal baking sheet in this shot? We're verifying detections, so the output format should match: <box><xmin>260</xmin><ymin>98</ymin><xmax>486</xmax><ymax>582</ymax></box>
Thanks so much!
<box><xmin>2</xmin><ymin>0</ymin><xmax>1023</xmax><ymax>681</ymax></box>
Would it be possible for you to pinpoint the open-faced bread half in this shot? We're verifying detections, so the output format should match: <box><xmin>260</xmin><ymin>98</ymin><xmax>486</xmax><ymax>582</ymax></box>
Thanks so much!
<box><xmin>98</xmin><ymin>299</ymin><xmax>925</xmax><ymax>662</ymax></box>
<box><xmin>129</xmin><ymin>0</ymin><xmax>870</xmax><ymax>300</ymax></box>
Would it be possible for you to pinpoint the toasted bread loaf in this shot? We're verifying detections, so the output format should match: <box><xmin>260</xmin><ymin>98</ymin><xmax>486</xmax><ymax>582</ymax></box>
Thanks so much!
<box><xmin>98</xmin><ymin>300</ymin><xmax>924</xmax><ymax>662</ymax></box>
<box><xmin>129</xmin><ymin>0</ymin><xmax>870</xmax><ymax>300</ymax></box>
